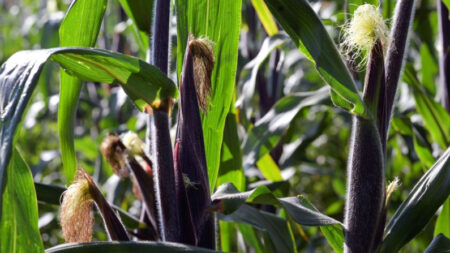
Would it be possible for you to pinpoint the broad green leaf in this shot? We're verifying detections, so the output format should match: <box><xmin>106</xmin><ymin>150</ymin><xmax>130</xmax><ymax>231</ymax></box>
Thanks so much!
<box><xmin>403</xmin><ymin>64</ymin><xmax>450</xmax><ymax>148</ymax></box>
<box><xmin>176</xmin><ymin>0</ymin><xmax>242</xmax><ymax>192</ymax></box>
<box><xmin>46</xmin><ymin>241</ymin><xmax>220</xmax><ymax>253</ymax></box>
<box><xmin>218</xmin><ymin>98</ymin><xmax>245</xmax><ymax>252</ymax></box>
<box><xmin>0</xmin><ymin>48</ymin><xmax>177</xmax><ymax>200</ymax></box>
<box><xmin>236</xmin><ymin>224</ymin><xmax>264</xmax><ymax>253</ymax></box>
<box><xmin>118</xmin><ymin>0</ymin><xmax>154</xmax><ymax>33</ymax></box>
<box><xmin>34</xmin><ymin>182</ymin><xmax>145</xmax><ymax>231</ymax></box>
<box><xmin>264</xmin><ymin>0</ymin><xmax>369</xmax><ymax>118</ymax></box>
<box><xmin>58</xmin><ymin>0</ymin><xmax>106</xmax><ymax>183</ymax></box>
<box><xmin>0</xmin><ymin>148</ymin><xmax>43</xmax><ymax>253</ymax></box>
<box><xmin>251</xmin><ymin>0</ymin><xmax>279</xmax><ymax>36</ymax></box>
<box><xmin>380</xmin><ymin>148</ymin><xmax>450</xmax><ymax>253</ymax></box>
<box><xmin>219</xmin><ymin>204</ymin><xmax>296</xmax><ymax>253</ymax></box>
<box><xmin>298</xmin><ymin>196</ymin><xmax>344</xmax><ymax>253</ymax></box>
<box><xmin>434</xmin><ymin>199</ymin><xmax>450</xmax><ymax>237</ymax></box>
<box><xmin>212</xmin><ymin>183</ymin><xmax>342</xmax><ymax>226</ymax></box>
<box><xmin>118</xmin><ymin>0</ymin><xmax>153</xmax><ymax>58</ymax></box>
<box><xmin>242</xmin><ymin>87</ymin><xmax>329</xmax><ymax>169</ymax></box>
<box><xmin>218</xmin><ymin>98</ymin><xmax>245</xmax><ymax>192</ymax></box>
<box><xmin>424</xmin><ymin>234</ymin><xmax>450</xmax><ymax>253</ymax></box>
<box><xmin>256</xmin><ymin>153</ymin><xmax>283</xmax><ymax>181</ymax></box>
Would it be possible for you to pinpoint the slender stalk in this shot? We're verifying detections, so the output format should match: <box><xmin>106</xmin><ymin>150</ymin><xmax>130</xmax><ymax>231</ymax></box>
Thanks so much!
<box><xmin>437</xmin><ymin>0</ymin><xmax>450</xmax><ymax>112</ymax></box>
<box><xmin>344</xmin><ymin>41</ymin><xmax>386</xmax><ymax>253</ymax></box>
<box><xmin>384</xmin><ymin>0</ymin><xmax>416</xmax><ymax>138</ymax></box>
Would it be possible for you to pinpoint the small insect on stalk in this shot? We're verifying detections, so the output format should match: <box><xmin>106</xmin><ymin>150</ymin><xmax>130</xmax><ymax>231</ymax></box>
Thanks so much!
<box><xmin>60</xmin><ymin>169</ymin><xmax>129</xmax><ymax>242</ymax></box>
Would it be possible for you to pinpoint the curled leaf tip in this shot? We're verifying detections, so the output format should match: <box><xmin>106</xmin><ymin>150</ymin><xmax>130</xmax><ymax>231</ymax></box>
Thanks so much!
<box><xmin>341</xmin><ymin>4</ymin><xmax>389</xmax><ymax>66</ymax></box>
<box><xmin>60</xmin><ymin>169</ymin><xmax>94</xmax><ymax>243</ymax></box>
<box><xmin>100</xmin><ymin>135</ymin><xmax>129</xmax><ymax>178</ymax></box>
<box><xmin>188</xmin><ymin>35</ymin><xmax>215</xmax><ymax>112</ymax></box>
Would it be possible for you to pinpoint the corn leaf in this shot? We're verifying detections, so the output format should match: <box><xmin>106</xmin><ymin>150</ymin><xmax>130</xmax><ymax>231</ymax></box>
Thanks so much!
<box><xmin>242</xmin><ymin>87</ymin><xmax>329</xmax><ymax>169</ymax></box>
<box><xmin>58</xmin><ymin>0</ymin><xmax>106</xmax><ymax>183</ymax></box>
<box><xmin>0</xmin><ymin>148</ymin><xmax>43</xmax><ymax>253</ymax></box>
<box><xmin>380</xmin><ymin>148</ymin><xmax>450</xmax><ymax>253</ymax></box>
<box><xmin>219</xmin><ymin>204</ymin><xmax>297</xmax><ymax>253</ymax></box>
<box><xmin>264</xmin><ymin>0</ymin><xmax>369</xmax><ymax>118</ymax></box>
<box><xmin>403</xmin><ymin>64</ymin><xmax>450</xmax><ymax>148</ymax></box>
<box><xmin>118</xmin><ymin>0</ymin><xmax>154</xmax><ymax>33</ymax></box>
<box><xmin>0</xmin><ymin>47</ymin><xmax>177</xmax><ymax>207</ymax></box>
<box><xmin>45</xmin><ymin>241</ymin><xmax>220</xmax><ymax>253</ymax></box>
<box><xmin>176</xmin><ymin>0</ymin><xmax>242</xmax><ymax>192</ymax></box>
<box><xmin>251</xmin><ymin>0</ymin><xmax>279</xmax><ymax>36</ymax></box>
<box><xmin>434</xmin><ymin>199</ymin><xmax>450</xmax><ymax>237</ymax></box>
<box><xmin>424</xmin><ymin>234</ymin><xmax>450</xmax><ymax>253</ymax></box>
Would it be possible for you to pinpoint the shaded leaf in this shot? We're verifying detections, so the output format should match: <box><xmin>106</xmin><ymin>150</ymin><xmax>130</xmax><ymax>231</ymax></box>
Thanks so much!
<box><xmin>380</xmin><ymin>148</ymin><xmax>450</xmax><ymax>253</ymax></box>
<box><xmin>264</xmin><ymin>0</ymin><xmax>369</xmax><ymax>117</ymax></box>
<box><xmin>45</xmin><ymin>241</ymin><xmax>220</xmax><ymax>253</ymax></box>
<box><xmin>424</xmin><ymin>234</ymin><xmax>450</xmax><ymax>253</ymax></box>
<box><xmin>0</xmin><ymin>148</ymin><xmax>43</xmax><ymax>253</ymax></box>
<box><xmin>242</xmin><ymin>87</ymin><xmax>329</xmax><ymax>169</ymax></box>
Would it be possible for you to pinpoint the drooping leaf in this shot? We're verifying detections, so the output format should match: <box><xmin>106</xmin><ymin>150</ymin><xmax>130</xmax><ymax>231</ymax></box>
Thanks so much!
<box><xmin>0</xmin><ymin>148</ymin><xmax>43</xmax><ymax>253</ymax></box>
<box><xmin>380</xmin><ymin>148</ymin><xmax>450</xmax><ymax>253</ymax></box>
<box><xmin>58</xmin><ymin>0</ymin><xmax>107</xmax><ymax>184</ymax></box>
<box><xmin>45</xmin><ymin>241</ymin><xmax>221</xmax><ymax>253</ymax></box>
<box><xmin>212</xmin><ymin>183</ymin><xmax>342</xmax><ymax>226</ymax></box>
<box><xmin>118</xmin><ymin>0</ymin><xmax>154</xmax><ymax>33</ymax></box>
<box><xmin>264</xmin><ymin>0</ymin><xmax>369</xmax><ymax>118</ymax></box>
<box><xmin>242</xmin><ymin>87</ymin><xmax>329</xmax><ymax>169</ymax></box>
<box><xmin>176</xmin><ymin>0</ymin><xmax>242</xmax><ymax>191</ymax></box>
<box><xmin>403</xmin><ymin>64</ymin><xmax>450</xmax><ymax>149</ymax></box>
<box><xmin>0</xmin><ymin>47</ymin><xmax>177</xmax><ymax>203</ymax></box>
<box><xmin>424</xmin><ymin>234</ymin><xmax>450</xmax><ymax>253</ymax></box>
<box><xmin>219</xmin><ymin>204</ymin><xmax>296</xmax><ymax>253</ymax></box>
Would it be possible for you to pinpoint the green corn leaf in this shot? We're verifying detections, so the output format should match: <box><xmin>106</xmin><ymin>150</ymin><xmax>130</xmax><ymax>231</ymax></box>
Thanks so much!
<box><xmin>242</xmin><ymin>87</ymin><xmax>329</xmax><ymax>169</ymax></box>
<box><xmin>264</xmin><ymin>0</ymin><xmax>369</xmax><ymax>118</ymax></box>
<box><xmin>212</xmin><ymin>183</ymin><xmax>343</xmax><ymax>251</ymax></box>
<box><xmin>0</xmin><ymin>47</ymin><xmax>177</xmax><ymax>207</ymax></box>
<box><xmin>218</xmin><ymin>98</ymin><xmax>245</xmax><ymax>252</ymax></box>
<box><xmin>0</xmin><ymin>147</ymin><xmax>43</xmax><ymax>253</ymax></box>
<box><xmin>58</xmin><ymin>0</ymin><xmax>106</xmax><ymax>183</ymax></box>
<box><xmin>251</xmin><ymin>0</ymin><xmax>279</xmax><ymax>36</ymax></box>
<box><xmin>380</xmin><ymin>148</ymin><xmax>450</xmax><ymax>253</ymax></box>
<box><xmin>118</xmin><ymin>0</ymin><xmax>154</xmax><ymax>33</ymax></box>
<box><xmin>256</xmin><ymin>153</ymin><xmax>283</xmax><ymax>181</ymax></box>
<box><xmin>45</xmin><ymin>241</ymin><xmax>220</xmax><ymax>253</ymax></box>
<box><xmin>403</xmin><ymin>64</ymin><xmax>450</xmax><ymax>148</ymax></box>
<box><xmin>236</xmin><ymin>224</ymin><xmax>264</xmax><ymax>253</ymax></box>
<box><xmin>424</xmin><ymin>234</ymin><xmax>450</xmax><ymax>253</ymax></box>
<box><xmin>434</xmin><ymin>199</ymin><xmax>450</xmax><ymax>237</ymax></box>
<box><xmin>219</xmin><ymin>204</ymin><xmax>297</xmax><ymax>253</ymax></box>
<box><xmin>176</xmin><ymin>0</ymin><xmax>242</xmax><ymax>192</ymax></box>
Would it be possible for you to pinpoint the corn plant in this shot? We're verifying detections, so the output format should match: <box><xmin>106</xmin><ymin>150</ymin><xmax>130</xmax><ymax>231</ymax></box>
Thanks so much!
<box><xmin>0</xmin><ymin>0</ymin><xmax>449</xmax><ymax>252</ymax></box>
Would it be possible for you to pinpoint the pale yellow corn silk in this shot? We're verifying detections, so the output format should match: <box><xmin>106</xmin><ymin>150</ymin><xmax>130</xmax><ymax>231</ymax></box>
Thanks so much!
<box><xmin>120</xmin><ymin>131</ymin><xmax>145</xmax><ymax>157</ymax></box>
<box><xmin>341</xmin><ymin>4</ymin><xmax>389</xmax><ymax>66</ymax></box>
<box><xmin>60</xmin><ymin>170</ymin><xmax>94</xmax><ymax>242</ymax></box>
